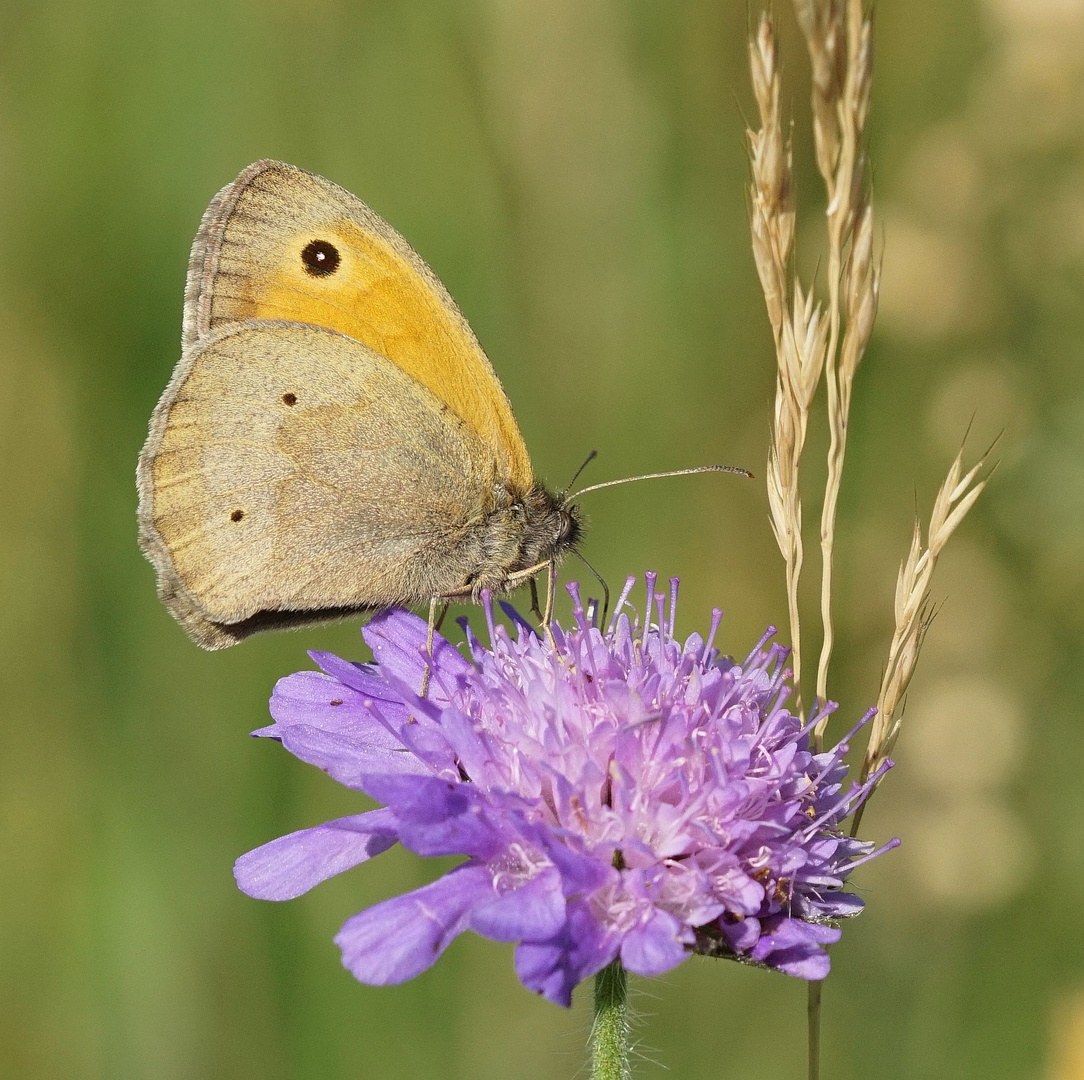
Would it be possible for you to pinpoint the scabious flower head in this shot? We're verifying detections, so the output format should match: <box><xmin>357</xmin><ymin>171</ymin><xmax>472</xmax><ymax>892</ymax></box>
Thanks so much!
<box><xmin>235</xmin><ymin>573</ymin><xmax>896</xmax><ymax>1006</ymax></box>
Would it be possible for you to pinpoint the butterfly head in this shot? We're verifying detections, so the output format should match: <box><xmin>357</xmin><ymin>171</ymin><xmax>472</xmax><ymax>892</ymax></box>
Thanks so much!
<box><xmin>516</xmin><ymin>485</ymin><xmax>584</xmax><ymax>568</ymax></box>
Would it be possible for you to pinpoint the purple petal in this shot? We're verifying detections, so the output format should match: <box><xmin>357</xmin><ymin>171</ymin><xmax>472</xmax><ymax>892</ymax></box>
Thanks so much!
<box><xmin>751</xmin><ymin>917</ymin><xmax>841</xmax><ymax>979</ymax></box>
<box><xmin>694</xmin><ymin>849</ymin><xmax>764</xmax><ymax>916</ymax></box>
<box><xmin>308</xmin><ymin>652</ymin><xmax>394</xmax><ymax>698</ymax></box>
<box><xmin>363</xmin><ymin>774</ymin><xmax>509</xmax><ymax>860</ymax></box>
<box><xmin>362</xmin><ymin>609</ymin><xmax>473</xmax><ymax>697</ymax></box>
<box><xmin>803</xmin><ymin>891</ymin><xmax>864</xmax><ymax>919</ymax></box>
<box><xmin>436</xmin><ymin>707</ymin><xmax>493</xmax><ymax>783</ymax></box>
<box><xmin>717</xmin><ymin>915</ymin><xmax>761</xmax><ymax>953</ymax></box>
<box><xmin>470</xmin><ymin>868</ymin><xmax>566</xmax><ymax>942</ymax></box>
<box><xmin>336</xmin><ymin>863</ymin><xmax>492</xmax><ymax>985</ymax></box>
<box><xmin>498</xmin><ymin>601</ymin><xmax>541</xmax><ymax>638</ymax></box>
<box><xmin>394</xmin><ymin>716</ymin><xmax>458</xmax><ymax>775</ymax></box>
<box><xmin>771</xmin><ymin>947</ymin><xmax>832</xmax><ymax>980</ymax></box>
<box><xmin>234</xmin><ymin>808</ymin><xmax>398</xmax><ymax>900</ymax></box>
<box><xmin>278</xmin><ymin>725</ymin><xmax>430</xmax><ymax>789</ymax></box>
<box><xmin>266</xmin><ymin>670</ymin><xmax>405</xmax><ymax>747</ymax></box>
<box><xmin>619</xmin><ymin>908</ymin><xmax>691</xmax><ymax>977</ymax></box>
<box><xmin>514</xmin><ymin>897</ymin><xmax>619</xmax><ymax>1007</ymax></box>
<box><xmin>536</xmin><ymin>834</ymin><xmax>618</xmax><ymax>897</ymax></box>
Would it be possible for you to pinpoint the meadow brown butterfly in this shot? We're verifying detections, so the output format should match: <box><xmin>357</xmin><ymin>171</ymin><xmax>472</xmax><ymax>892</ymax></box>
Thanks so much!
<box><xmin>137</xmin><ymin>160</ymin><xmax>583</xmax><ymax>649</ymax></box>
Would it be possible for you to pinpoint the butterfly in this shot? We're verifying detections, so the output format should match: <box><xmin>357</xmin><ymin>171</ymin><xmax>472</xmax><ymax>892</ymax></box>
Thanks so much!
<box><xmin>137</xmin><ymin>160</ymin><xmax>582</xmax><ymax>649</ymax></box>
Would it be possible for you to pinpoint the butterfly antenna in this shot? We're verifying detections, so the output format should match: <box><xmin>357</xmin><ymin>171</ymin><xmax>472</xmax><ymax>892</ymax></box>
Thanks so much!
<box><xmin>569</xmin><ymin>464</ymin><xmax>753</xmax><ymax>501</ymax></box>
<box><xmin>574</xmin><ymin>550</ymin><xmax>610</xmax><ymax>628</ymax></box>
<box><xmin>563</xmin><ymin>449</ymin><xmax>599</xmax><ymax>494</ymax></box>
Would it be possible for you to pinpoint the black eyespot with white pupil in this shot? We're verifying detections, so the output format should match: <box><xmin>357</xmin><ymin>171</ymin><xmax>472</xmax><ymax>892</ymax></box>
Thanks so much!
<box><xmin>301</xmin><ymin>239</ymin><xmax>340</xmax><ymax>277</ymax></box>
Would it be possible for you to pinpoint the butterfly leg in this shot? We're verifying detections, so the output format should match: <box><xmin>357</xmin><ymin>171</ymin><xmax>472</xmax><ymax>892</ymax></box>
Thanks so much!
<box><xmin>542</xmin><ymin>560</ymin><xmax>558</xmax><ymax>644</ymax></box>
<box><xmin>503</xmin><ymin>560</ymin><xmax>559</xmax><ymax>639</ymax></box>
<box><xmin>421</xmin><ymin>597</ymin><xmax>449</xmax><ymax>699</ymax></box>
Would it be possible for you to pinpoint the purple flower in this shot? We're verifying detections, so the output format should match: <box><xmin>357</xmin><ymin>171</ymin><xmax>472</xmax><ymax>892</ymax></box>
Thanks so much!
<box><xmin>235</xmin><ymin>573</ymin><xmax>897</xmax><ymax>1006</ymax></box>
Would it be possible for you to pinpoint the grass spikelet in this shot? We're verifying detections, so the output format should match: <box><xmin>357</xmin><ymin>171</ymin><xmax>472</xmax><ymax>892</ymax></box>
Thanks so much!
<box><xmin>749</xmin><ymin>13</ymin><xmax>827</xmax><ymax>710</ymax></box>
<box><xmin>860</xmin><ymin>447</ymin><xmax>992</xmax><ymax>793</ymax></box>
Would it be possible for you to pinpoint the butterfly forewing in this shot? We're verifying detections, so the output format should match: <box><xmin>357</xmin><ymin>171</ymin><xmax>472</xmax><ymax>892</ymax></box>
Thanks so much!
<box><xmin>183</xmin><ymin>160</ymin><xmax>532</xmax><ymax>491</ymax></box>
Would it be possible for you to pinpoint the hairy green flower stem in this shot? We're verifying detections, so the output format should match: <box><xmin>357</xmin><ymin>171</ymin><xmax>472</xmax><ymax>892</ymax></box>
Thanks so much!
<box><xmin>591</xmin><ymin>961</ymin><xmax>631</xmax><ymax>1080</ymax></box>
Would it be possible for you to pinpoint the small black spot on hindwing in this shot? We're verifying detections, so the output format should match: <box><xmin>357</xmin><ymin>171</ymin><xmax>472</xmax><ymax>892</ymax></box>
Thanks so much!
<box><xmin>282</xmin><ymin>392</ymin><xmax>297</xmax><ymax>406</ymax></box>
<box><xmin>301</xmin><ymin>239</ymin><xmax>340</xmax><ymax>277</ymax></box>
<box><xmin>230</xmin><ymin>509</ymin><xmax>244</xmax><ymax>522</ymax></box>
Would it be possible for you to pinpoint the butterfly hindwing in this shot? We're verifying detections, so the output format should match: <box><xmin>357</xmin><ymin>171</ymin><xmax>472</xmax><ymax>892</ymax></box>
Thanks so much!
<box><xmin>138</xmin><ymin>321</ymin><xmax>499</xmax><ymax>647</ymax></box>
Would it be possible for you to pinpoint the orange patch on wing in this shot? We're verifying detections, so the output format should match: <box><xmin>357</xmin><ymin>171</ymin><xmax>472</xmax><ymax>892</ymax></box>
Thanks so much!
<box><xmin>245</xmin><ymin>219</ymin><xmax>532</xmax><ymax>493</ymax></box>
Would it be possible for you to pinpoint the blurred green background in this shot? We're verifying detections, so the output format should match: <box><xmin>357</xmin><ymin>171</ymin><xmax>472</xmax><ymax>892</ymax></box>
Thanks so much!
<box><xmin>1</xmin><ymin>0</ymin><xmax>1081</xmax><ymax>1076</ymax></box>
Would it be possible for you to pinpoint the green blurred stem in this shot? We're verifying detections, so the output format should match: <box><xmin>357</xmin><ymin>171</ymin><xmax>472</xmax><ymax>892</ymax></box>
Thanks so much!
<box><xmin>808</xmin><ymin>979</ymin><xmax>823</xmax><ymax>1080</ymax></box>
<box><xmin>591</xmin><ymin>960</ymin><xmax>630</xmax><ymax>1080</ymax></box>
